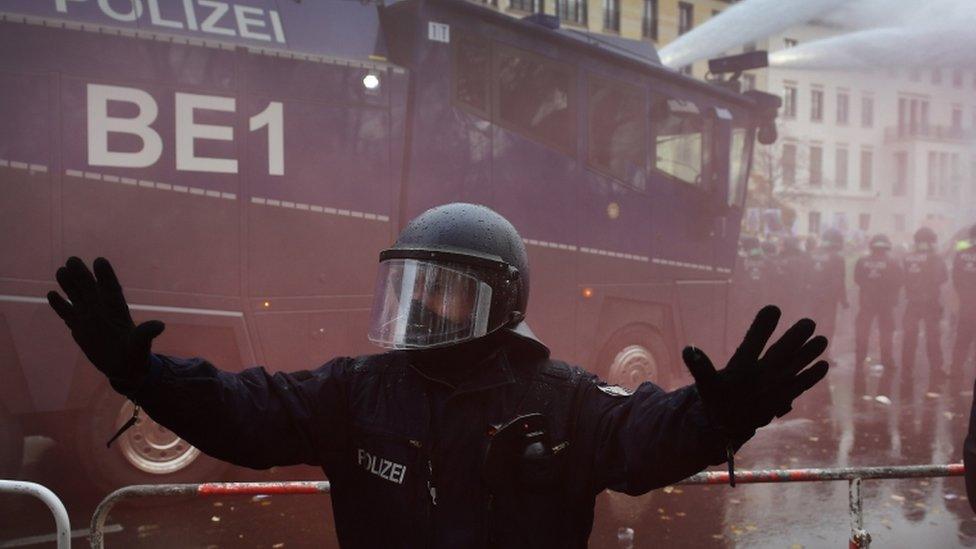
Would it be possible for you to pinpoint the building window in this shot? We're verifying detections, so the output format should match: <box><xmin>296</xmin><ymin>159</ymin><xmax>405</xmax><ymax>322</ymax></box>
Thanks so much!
<box><xmin>603</xmin><ymin>0</ymin><xmax>620</xmax><ymax>32</ymax></box>
<box><xmin>642</xmin><ymin>0</ymin><xmax>658</xmax><ymax>40</ymax></box>
<box><xmin>893</xmin><ymin>151</ymin><xmax>908</xmax><ymax>196</ymax></box>
<box><xmin>678</xmin><ymin>2</ymin><xmax>693</xmax><ymax>35</ymax></box>
<box><xmin>509</xmin><ymin>0</ymin><xmax>538</xmax><ymax>12</ymax></box>
<box><xmin>898</xmin><ymin>96</ymin><xmax>931</xmax><ymax>135</ymax></box>
<box><xmin>861</xmin><ymin>96</ymin><xmax>873</xmax><ymax>128</ymax></box>
<box><xmin>784</xmin><ymin>37</ymin><xmax>798</xmax><ymax>48</ymax></box>
<box><xmin>782</xmin><ymin>143</ymin><xmax>797</xmax><ymax>186</ymax></box>
<box><xmin>931</xmin><ymin>68</ymin><xmax>942</xmax><ymax>85</ymax></box>
<box><xmin>952</xmin><ymin>106</ymin><xmax>963</xmax><ymax>132</ymax></box>
<box><xmin>927</xmin><ymin>151</ymin><xmax>937</xmax><ymax>197</ymax></box>
<box><xmin>809</xmin><ymin>145</ymin><xmax>823</xmax><ymax>186</ymax></box>
<box><xmin>953</xmin><ymin>69</ymin><xmax>964</xmax><ymax>88</ymax></box>
<box><xmin>836</xmin><ymin>91</ymin><xmax>849</xmax><ymax>125</ymax></box>
<box><xmin>808</xmin><ymin>211</ymin><xmax>821</xmax><ymax>235</ymax></box>
<box><xmin>860</xmin><ymin>148</ymin><xmax>873</xmax><ymax>190</ymax></box>
<box><xmin>859</xmin><ymin>213</ymin><xmax>871</xmax><ymax>232</ymax></box>
<box><xmin>940</xmin><ymin>152</ymin><xmax>949</xmax><ymax>197</ymax></box>
<box><xmin>835</xmin><ymin>146</ymin><xmax>848</xmax><ymax>188</ymax></box>
<box><xmin>810</xmin><ymin>88</ymin><xmax>824</xmax><ymax>122</ymax></box>
<box><xmin>783</xmin><ymin>83</ymin><xmax>797</xmax><ymax>118</ymax></box>
<box><xmin>558</xmin><ymin>0</ymin><xmax>587</xmax><ymax>25</ymax></box>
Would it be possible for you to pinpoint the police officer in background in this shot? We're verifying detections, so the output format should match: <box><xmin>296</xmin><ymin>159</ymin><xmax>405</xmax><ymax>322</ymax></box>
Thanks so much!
<box><xmin>47</xmin><ymin>203</ymin><xmax>829</xmax><ymax>548</ymax></box>
<box><xmin>809</xmin><ymin>228</ymin><xmax>849</xmax><ymax>357</ymax></box>
<box><xmin>901</xmin><ymin>227</ymin><xmax>948</xmax><ymax>395</ymax></box>
<box><xmin>775</xmin><ymin>236</ymin><xmax>814</xmax><ymax>328</ymax></box>
<box><xmin>854</xmin><ymin>234</ymin><xmax>903</xmax><ymax>397</ymax></box>
<box><xmin>950</xmin><ymin>224</ymin><xmax>976</xmax><ymax>386</ymax></box>
<box><xmin>730</xmin><ymin>235</ymin><xmax>767</xmax><ymax>340</ymax></box>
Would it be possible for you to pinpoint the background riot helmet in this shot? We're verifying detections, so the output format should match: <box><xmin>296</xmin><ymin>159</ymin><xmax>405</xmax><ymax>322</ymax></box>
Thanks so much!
<box><xmin>782</xmin><ymin>235</ymin><xmax>802</xmax><ymax>254</ymax></box>
<box><xmin>822</xmin><ymin>228</ymin><xmax>844</xmax><ymax>251</ymax></box>
<box><xmin>740</xmin><ymin>235</ymin><xmax>761</xmax><ymax>257</ymax></box>
<box><xmin>868</xmin><ymin>233</ymin><xmax>892</xmax><ymax>252</ymax></box>
<box><xmin>367</xmin><ymin>203</ymin><xmax>533</xmax><ymax>350</ymax></box>
<box><xmin>913</xmin><ymin>226</ymin><xmax>937</xmax><ymax>252</ymax></box>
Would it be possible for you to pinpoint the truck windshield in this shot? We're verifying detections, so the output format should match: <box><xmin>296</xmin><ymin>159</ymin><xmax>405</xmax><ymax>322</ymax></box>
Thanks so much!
<box><xmin>654</xmin><ymin>99</ymin><xmax>704</xmax><ymax>186</ymax></box>
<box><xmin>729</xmin><ymin>125</ymin><xmax>755</xmax><ymax>207</ymax></box>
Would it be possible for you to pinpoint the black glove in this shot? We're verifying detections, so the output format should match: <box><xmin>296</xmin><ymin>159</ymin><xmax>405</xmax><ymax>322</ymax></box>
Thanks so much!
<box><xmin>47</xmin><ymin>256</ymin><xmax>165</xmax><ymax>391</ymax></box>
<box><xmin>682</xmin><ymin>305</ymin><xmax>829</xmax><ymax>483</ymax></box>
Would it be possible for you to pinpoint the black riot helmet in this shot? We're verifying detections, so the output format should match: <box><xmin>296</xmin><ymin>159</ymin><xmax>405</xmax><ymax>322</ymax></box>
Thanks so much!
<box><xmin>869</xmin><ymin>233</ymin><xmax>892</xmax><ymax>252</ymax></box>
<box><xmin>914</xmin><ymin>226</ymin><xmax>937</xmax><ymax>251</ymax></box>
<box><xmin>367</xmin><ymin>203</ymin><xmax>542</xmax><ymax>352</ymax></box>
<box><xmin>822</xmin><ymin>228</ymin><xmax>844</xmax><ymax>250</ymax></box>
<box><xmin>740</xmin><ymin>235</ymin><xmax>761</xmax><ymax>257</ymax></box>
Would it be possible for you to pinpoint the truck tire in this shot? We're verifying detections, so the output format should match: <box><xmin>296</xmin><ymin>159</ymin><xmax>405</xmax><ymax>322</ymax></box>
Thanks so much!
<box><xmin>0</xmin><ymin>406</ymin><xmax>23</xmax><ymax>479</ymax></box>
<box><xmin>597</xmin><ymin>325</ymin><xmax>680</xmax><ymax>391</ymax></box>
<box><xmin>76</xmin><ymin>385</ymin><xmax>228</xmax><ymax>494</ymax></box>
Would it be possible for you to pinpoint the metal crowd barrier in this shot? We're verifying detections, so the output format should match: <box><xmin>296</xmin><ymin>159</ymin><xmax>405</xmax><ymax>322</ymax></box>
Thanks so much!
<box><xmin>88</xmin><ymin>480</ymin><xmax>330</xmax><ymax>549</ymax></box>
<box><xmin>677</xmin><ymin>463</ymin><xmax>966</xmax><ymax>548</ymax></box>
<box><xmin>86</xmin><ymin>465</ymin><xmax>966</xmax><ymax>548</ymax></box>
<box><xmin>0</xmin><ymin>479</ymin><xmax>71</xmax><ymax>549</ymax></box>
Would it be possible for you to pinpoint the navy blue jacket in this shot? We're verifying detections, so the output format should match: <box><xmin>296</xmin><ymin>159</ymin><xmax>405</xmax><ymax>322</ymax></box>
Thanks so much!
<box><xmin>121</xmin><ymin>339</ymin><xmax>738</xmax><ymax>547</ymax></box>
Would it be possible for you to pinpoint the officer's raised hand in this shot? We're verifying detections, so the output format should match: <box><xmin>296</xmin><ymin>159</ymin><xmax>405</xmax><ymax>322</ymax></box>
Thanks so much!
<box><xmin>47</xmin><ymin>257</ymin><xmax>165</xmax><ymax>390</ymax></box>
<box><xmin>682</xmin><ymin>305</ymin><xmax>829</xmax><ymax>444</ymax></box>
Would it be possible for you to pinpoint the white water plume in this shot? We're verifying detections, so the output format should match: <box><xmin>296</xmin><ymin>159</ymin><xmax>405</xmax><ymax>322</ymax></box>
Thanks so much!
<box><xmin>769</xmin><ymin>23</ymin><xmax>976</xmax><ymax>70</ymax></box>
<box><xmin>658</xmin><ymin>0</ymin><xmax>854</xmax><ymax>69</ymax></box>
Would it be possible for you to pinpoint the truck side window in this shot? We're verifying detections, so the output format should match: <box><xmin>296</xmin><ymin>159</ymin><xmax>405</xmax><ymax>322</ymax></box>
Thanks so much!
<box><xmin>587</xmin><ymin>75</ymin><xmax>646</xmax><ymax>190</ymax></box>
<box><xmin>454</xmin><ymin>36</ymin><xmax>490</xmax><ymax>116</ymax></box>
<box><xmin>494</xmin><ymin>44</ymin><xmax>576</xmax><ymax>154</ymax></box>
<box><xmin>652</xmin><ymin>98</ymin><xmax>704</xmax><ymax>186</ymax></box>
<box><xmin>729</xmin><ymin>124</ymin><xmax>754</xmax><ymax>207</ymax></box>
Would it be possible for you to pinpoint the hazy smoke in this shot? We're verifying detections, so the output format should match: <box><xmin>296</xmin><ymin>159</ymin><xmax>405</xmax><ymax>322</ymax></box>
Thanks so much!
<box><xmin>770</xmin><ymin>0</ymin><xmax>976</xmax><ymax>70</ymax></box>
<box><xmin>658</xmin><ymin>0</ymin><xmax>854</xmax><ymax>69</ymax></box>
<box><xmin>769</xmin><ymin>25</ymin><xmax>976</xmax><ymax>70</ymax></box>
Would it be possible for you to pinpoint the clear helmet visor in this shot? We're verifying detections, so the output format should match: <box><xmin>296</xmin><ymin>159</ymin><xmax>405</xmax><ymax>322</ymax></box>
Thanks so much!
<box><xmin>367</xmin><ymin>259</ymin><xmax>493</xmax><ymax>350</ymax></box>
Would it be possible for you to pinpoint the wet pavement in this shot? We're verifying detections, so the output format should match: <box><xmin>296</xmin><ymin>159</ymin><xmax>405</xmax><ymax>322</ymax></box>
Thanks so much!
<box><xmin>3</xmin><ymin>317</ymin><xmax>976</xmax><ymax>548</ymax></box>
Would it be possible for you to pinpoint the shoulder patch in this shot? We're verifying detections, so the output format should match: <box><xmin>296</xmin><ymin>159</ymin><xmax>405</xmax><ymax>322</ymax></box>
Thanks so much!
<box><xmin>596</xmin><ymin>383</ymin><xmax>633</xmax><ymax>397</ymax></box>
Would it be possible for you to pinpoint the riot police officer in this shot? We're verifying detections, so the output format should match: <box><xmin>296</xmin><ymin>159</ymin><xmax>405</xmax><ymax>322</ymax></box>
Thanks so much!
<box><xmin>773</xmin><ymin>235</ymin><xmax>814</xmax><ymax>328</ymax></box>
<box><xmin>47</xmin><ymin>203</ymin><xmax>829</xmax><ymax>548</ymax></box>
<box><xmin>901</xmin><ymin>227</ymin><xmax>948</xmax><ymax>395</ymax></box>
<box><xmin>730</xmin><ymin>235</ymin><xmax>766</xmax><ymax>340</ymax></box>
<box><xmin>854</xmin><ymin>234</ymin><xmax>903</xmax><ymax>397</ymax></box>
<box><xmin>950</xmin><ymin>224</ymin><xmax>976</xmax><ymax>386</ymax></box>
<box><xmin>809</xmin><ymin>229</ymin><xmax>849</xmax><ymax>355</ymax></box>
